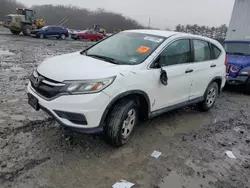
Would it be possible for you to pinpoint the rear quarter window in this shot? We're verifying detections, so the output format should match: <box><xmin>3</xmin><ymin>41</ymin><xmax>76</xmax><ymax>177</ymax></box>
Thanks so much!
<box><xmin>212</xmin><ymin>44</ymin><xmax>221</xmax><ymax>59</ymax></box>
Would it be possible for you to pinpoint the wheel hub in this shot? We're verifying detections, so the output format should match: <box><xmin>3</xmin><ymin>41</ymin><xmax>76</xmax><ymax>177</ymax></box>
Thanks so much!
<box><xmin>206</xmin><ymin>87</ymin><xmax>216</xmax><ymax>107</ymax></box>
<box><xmin>122</xmin><ymin>109</ymin><xmax>136</xmax><ymax>139</ymax></box>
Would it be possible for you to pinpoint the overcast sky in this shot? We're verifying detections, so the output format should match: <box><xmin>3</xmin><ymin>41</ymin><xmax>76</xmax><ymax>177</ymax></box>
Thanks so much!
<box><xmin>20</xmin><ymin>0</ymin><xmax>235</xmax><ymax>29</ymax></box>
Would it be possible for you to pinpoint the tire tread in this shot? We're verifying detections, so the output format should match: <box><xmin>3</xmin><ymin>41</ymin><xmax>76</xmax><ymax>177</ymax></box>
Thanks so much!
<box><xmin>105</xmin><ymin>99</ymin><xmax>137</xmax><ymax>147</ymax></box>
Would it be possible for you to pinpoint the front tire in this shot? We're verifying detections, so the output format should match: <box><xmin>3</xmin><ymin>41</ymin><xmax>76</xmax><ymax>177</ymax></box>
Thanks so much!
<box><xmin>197</xmin><ymin>82</ymin><xmax>219</xmax><ymax>112</ymax></box>
<box><xmin>10</xmin><ymin>29</ymin><xmax>21</xmax><ymax>35</ymax></box>
<box><xmin>39</xmin><ymin>34</ymin><xmax>45</xmax><ymax>39</ymax></box>
<box><xmin>22</xmin><ymin>25</ymin><xmax>32</xmax><ymax>36</ymax></box>
<box><xmin>104</xmin><ymin>100</ymin><xmax>138</xmax><ymax>147</ymax></box>
<box><xmin>245</xmin><ymin>78</ymin><xmax>250</xmax><ymax>95</ymax></box>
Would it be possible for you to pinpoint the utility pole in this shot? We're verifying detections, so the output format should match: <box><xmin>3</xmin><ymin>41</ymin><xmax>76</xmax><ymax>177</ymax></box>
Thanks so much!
<box><xmin>148</xmin><ymin>18</ymin><xmax>151</xmax><ymax>29</ymax></box>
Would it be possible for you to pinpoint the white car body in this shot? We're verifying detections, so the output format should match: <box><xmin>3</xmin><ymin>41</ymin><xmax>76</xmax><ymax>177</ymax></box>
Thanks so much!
<box><xmin>27</xmin><ymin>29</ymin><xmax>226</xmax><ymax>143</ymax></box>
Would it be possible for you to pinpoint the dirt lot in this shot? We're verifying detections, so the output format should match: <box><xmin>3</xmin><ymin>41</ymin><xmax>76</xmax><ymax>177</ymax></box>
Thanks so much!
<box><xmin>0</xmin><ymin>34</ymin><xmax>250</xmax><ymax>188</ymax></box>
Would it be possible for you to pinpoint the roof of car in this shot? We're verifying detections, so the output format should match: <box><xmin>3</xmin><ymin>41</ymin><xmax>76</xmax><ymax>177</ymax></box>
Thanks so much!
<box><xmin>46</xmin><ymin>25</ymin><xmax>65</xmax><ymax>28</ymax></box>
<box><xmin>124</xmin><ymin>29</ymin><xmax>215</xmax><ymax>41</ymax></box>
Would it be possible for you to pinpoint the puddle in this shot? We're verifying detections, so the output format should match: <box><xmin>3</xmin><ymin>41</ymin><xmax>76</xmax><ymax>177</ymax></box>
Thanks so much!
<box><xmin>157</xmin><ymin>111</ymin><xmax>214</xmax><ymax>137</ymax></box>
<box><xmin>159</xmin><ymin>170</ymin><xmax>217</xmax><ymax>188</ymax></box>
<box><xmin>10</xmin><ymin>115</ymin><xmax>27</xmax><ymax>121</ymax></box>
<box><xmin>0</xmin><ymin>49</ymin><xmax>14</xmax><ymax>56</ymax></box>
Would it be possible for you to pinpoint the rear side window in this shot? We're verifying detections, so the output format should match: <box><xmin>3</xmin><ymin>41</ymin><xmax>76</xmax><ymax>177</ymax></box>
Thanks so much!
<box><xmin>212</xmin><ymin>45</ymin><xmax>221</xmax><ymax>59</ymax></box>
<box><xmin>193</xmin><ymin>40</ymin><xmax>211</xmax><ymax>62</ymax></box>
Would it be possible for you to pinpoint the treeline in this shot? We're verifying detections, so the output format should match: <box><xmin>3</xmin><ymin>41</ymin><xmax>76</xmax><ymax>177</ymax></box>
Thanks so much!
<box><xmin>0</xmin><ymin>0</ymin><xmax>25</xmax><ymax>18</ymax></box>
<box><xmin>175</xmin><ymin>24</ymin><xmax>228</xmax><ymax>42</ymax></box>
<box><xmin>0</xmin><ymin>0</ymin><xmax>144</xmax><ymax>32</ymax></box>
<box><xmin>32</xmin><ymin>5</ymin><xmax>144</xmax><ymax>32</ymax></box>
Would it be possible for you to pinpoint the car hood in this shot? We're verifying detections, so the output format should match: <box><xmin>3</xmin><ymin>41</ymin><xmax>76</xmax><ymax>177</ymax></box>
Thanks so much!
<box><xmin>227</xmin><ymin>54</ymin><xmax>250</xmax><ymax>68</ymax></box>
<box><xmin>37</xmin><ymin>52</ymin><xmax>133</xmax><ymax>82</ymax></box>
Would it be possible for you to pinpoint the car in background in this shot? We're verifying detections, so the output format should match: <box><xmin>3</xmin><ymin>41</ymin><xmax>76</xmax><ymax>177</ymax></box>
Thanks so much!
<box><xmin>224</xmin><ymin>40</ymin><xmax>250</xmax><ymax>94</ymax></box>
<box><xmin>71</xmin><ymin>30</ymin><xmax>103</xmax><ymax>41</ymax></box>
<box><xmin>30</xmin><ymin>25</ymin><xmax>69</xmax><ymax>40</ymax></box>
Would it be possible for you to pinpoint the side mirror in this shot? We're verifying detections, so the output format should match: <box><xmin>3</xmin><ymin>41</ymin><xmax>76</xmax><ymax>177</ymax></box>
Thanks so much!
<box><xmin>155</xmin><ymin>56</ymin><xmax>168</xmax><ymax>86</ymax></box>
<box><xmin>160</xmin><ymin>68</ymin><xmax>168</xmax><ymax>86</ymax></box>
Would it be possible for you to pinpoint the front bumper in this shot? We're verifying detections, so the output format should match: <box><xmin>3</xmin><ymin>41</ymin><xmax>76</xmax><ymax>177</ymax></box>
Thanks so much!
<box><xmin>71</xmin><ymin>35</ymin><xmax>79</xmax><ymax>39</ymax></box>
<box><xmin>226</xmin><ymin>75</ymin><xmax>249</xmax><ymax>86</ymax></box>
<box><xmin>27</xmin><ymin>82</ymin><xmax>110</xmax><ymax>133</ymax></box>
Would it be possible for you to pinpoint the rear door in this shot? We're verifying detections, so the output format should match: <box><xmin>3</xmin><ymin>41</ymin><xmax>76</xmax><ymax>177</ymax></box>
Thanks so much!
<box><xmin>188</xmin><ymin>39</ymin><xmax>221</xmax><ymax>99</ymax></box>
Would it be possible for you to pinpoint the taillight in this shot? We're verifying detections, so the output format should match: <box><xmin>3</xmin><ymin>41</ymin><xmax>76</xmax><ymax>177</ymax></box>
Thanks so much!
<box><xmin>224</xmin><ymin>55</ymin><xmax>228</xmax><ymax>66</ymax></box>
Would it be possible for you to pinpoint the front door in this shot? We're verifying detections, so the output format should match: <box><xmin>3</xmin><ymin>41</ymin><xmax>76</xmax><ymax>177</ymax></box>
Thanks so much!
<box><xmin>151</xmin><ymin>39</ymin><xmax>193</xmax><ymax>111</ymax></box>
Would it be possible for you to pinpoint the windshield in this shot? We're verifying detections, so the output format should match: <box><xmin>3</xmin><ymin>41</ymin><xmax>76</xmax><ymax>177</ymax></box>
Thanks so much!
<box><xmin>86</xmin><ymin>32</ymin><xmax>165</xmax><ymax>65</ymax></box>
<box><xmin>224</xmin><ymin>42</ymin><xmax>250</xmax><ymax>55</ymax></box>
<box><xmin>42</xmin><ymin>26</ymin><xmax>48</xmax><ymax>30</ymax></box>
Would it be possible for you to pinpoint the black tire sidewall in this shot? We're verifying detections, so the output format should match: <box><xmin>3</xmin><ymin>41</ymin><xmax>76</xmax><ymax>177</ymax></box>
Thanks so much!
<box><xmin>245</xmin><ymin>78</ymin><xmax>250</xmax><ymax>95</ymax></box>
<box><xmin>105</xmin><ymin>100</ymin><xmax>138</xmax><ymax>147</ymax></box>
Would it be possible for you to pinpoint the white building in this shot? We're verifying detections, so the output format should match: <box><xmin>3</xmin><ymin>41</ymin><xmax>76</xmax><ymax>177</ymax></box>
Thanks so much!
<box><xmin>226</xmin><ymin>0</ymin><xmax>250</xmax><ymax>40</ymax></box>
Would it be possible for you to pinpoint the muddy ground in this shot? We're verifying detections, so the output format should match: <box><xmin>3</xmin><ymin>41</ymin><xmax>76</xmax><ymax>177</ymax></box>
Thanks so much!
<box><xmin>0</xmin><ymin>34</ymin><xmax>250</xmax><ymax>188</ymax></box>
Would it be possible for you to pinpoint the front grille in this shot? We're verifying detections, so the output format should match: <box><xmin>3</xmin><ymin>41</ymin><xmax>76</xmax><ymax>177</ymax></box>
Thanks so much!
<box><xmin>30</xmin><ymin>72</ymin><xmax>64</xmax><ymax>99</ymax></box>
<box><xmin>4</xmin><ymin>16</ymin><xmax>11</xmax><ymax>25</ymax></box>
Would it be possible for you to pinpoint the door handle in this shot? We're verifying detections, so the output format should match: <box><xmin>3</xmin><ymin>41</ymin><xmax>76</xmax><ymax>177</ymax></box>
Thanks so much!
<box><xmin>211</xmin><ymin>64</ymin><xmax>216</xmax><ymax>68</ymax></box>
<box><xmin>185</xmin><ymin>69</ymin><xmax>193</xmax><ymax>73</ymax></box>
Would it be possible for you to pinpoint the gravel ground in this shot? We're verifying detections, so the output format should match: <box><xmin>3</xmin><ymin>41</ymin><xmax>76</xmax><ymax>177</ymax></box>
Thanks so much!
<box><xmin>0</xmin><ymin>34</ymin><xmax>250</xmax><ymax>188</ymax></box>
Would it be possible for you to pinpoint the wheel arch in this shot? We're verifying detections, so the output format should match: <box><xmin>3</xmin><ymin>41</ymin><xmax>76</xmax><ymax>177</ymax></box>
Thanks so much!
<box><xmin>206</xmin><ymin>76</ymin><xmax>223</xmax><ymax>94</ymax></box>
<box><xmin>99</xmin><ymin>90</ymin><xmax>151</xmax><ymax>126</ymax></box>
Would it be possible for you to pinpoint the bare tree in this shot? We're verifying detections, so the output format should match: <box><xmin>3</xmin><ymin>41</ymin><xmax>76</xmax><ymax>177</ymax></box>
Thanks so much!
<box><xmin>175</xmin><ymin>24</ymin><xmax>228</xmax><ymax>42</ymax></box>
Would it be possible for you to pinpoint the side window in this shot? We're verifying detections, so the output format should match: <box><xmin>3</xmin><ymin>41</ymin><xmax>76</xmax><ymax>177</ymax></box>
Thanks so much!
<box><xmin>193</xmin><ymin>40</ymin><xmax>211</xmax><ymax>62</ymax></box>
<box><xmin>212</xmin><ymin>44</ymin><xmax>221</xmax><ymax>59</ymax></box>
<box><xmin>157</xmin><ymin>39</ymin><xmax>191</xmax><ymax>67</ymax></box>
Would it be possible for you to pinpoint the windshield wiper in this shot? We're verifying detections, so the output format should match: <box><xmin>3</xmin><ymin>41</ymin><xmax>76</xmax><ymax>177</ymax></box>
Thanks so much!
<box><xmin>86</xmin><ymin>54</ymin><xmax>120</xmax><ymax>64</ymax></box>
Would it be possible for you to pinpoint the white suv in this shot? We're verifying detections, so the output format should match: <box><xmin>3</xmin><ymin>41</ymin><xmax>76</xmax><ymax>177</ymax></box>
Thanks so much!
<box><xmin>27</xmin><ymin>30</ymin><xmax>226</xmax><ymax>146</ymax></box>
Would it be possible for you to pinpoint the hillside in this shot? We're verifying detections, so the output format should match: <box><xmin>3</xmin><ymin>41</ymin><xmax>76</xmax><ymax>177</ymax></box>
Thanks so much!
<box><xmin>0</xmin><ymin>0</ymin><xmax>145</xmax><ymax>32</ymax></box>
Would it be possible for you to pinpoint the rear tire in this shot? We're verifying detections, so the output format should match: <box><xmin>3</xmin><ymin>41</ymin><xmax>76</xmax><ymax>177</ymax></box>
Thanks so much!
<box><xmin>22</xmin><ymin>25</ymin><xmax>32</xmax><ymax>36</ymax></box>
<box><xmin>10</xmin><ymin>29</ymin><xmax>21</xmax><ymax>35</ymax></box>
<box><xmin>245</xmin><ymin>78</ymin><xmax>250</xmax><ymax>95</ymax></box>
<box><xmin>96</xmin><ymin>37</ymin><xmax>101</xmax><ymax>41</ymax></box>
<box><xmin>104</xmin><ymin>100</ymin><xmax>138</xmax><ymax>147</ymax></box>
<box><xmin>61</xmin><ymin>34</ymin><xmax>66</xmax><ymax>40</ymax></box>
<box><xmin>197</xmin><ymin>82</ymin><xmax>219</xmax><ymax>112</ymax></box>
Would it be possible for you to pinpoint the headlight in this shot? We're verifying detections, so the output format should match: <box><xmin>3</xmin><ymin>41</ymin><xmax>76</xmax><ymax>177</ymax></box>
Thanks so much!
<box><xmin>32</xmin><ymin>69</ymin><xmax>38</xmax><ymax>78</ymax></box>
<box><xmin>60</xmin><ymin>76</ymin><xmax>116</xmax><ymax>94</ymax></box>
<box><xmin>230</xmin><ymin>65</ymin><xmax>238</xmax><ymax>72</ymax></box>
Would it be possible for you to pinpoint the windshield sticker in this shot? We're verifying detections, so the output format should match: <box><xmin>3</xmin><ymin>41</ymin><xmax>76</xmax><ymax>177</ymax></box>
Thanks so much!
<box><xmin>136</xmin><ymin>46</ymin><xmax>150</xmax><ymax>54</ymax></box>
<box><xmin>144</xmin><ymin>36</ymin><xmax>163</xmax><ymax>43</ymax></box>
